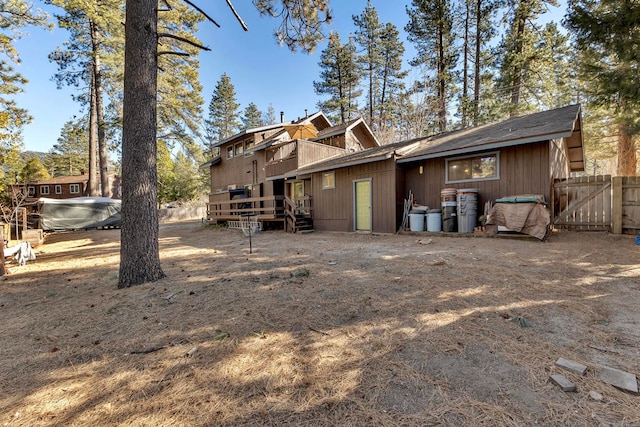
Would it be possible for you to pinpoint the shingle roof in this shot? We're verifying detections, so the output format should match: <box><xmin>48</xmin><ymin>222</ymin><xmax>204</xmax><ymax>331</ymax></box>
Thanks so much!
<box><xmin>26</xmin><ymin>175</ymin><xmax>89</xmax><ymax>185</ymax></box>
<box><xmin>287</xmin><ymin>104</ymin><xmax>584</xmax><ymax>176</ymax></box>
<box><xmin>399</xmin><ymin>104</ymin><xmax>582</xmax><ymax>163</ymax></box>
<box><xmin>291</xmin><ymin>139</ymin><xmax>421</xmax><ymax>176</ymax></box>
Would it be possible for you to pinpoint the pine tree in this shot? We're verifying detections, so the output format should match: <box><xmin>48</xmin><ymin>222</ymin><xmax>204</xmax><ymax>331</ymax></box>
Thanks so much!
<box><xmin>242</xmin><ymin>102</ymin><xmax>264</xmax><ymax>129</ymax></box>
<box><xmin>353</xmin><ymin>1</ymin><xmax>382</xmax><ymax>126</ymax></box>
<box><xmin>0</xmin><ymin>0</ymin><xmax>49</xmax><ymax>196</ymax></box>
<box><xmin>206</xmin><ymin>73</ymin><xmax>241</xmax><ymax>149</ymax></box>
<box><xmin>45</xmin><ymin>117</ymin><xmax>90</xmax><ymax>176</ymax></box>
<box><xmin>495</xmin><ymin>0</ymin><xmax>559</xmax><ymax>117</ymax></box>
<box><xmin>19</xmin><ymin>157</ymin><xmax>51</xmax><ymax>182</ymax></box>
<box><xmin>565</xmin><ymin>0</ymin><xmax>640</xmax><ymax>175</ymax></box>
<box><xmin>377</xmin><ymin>23</ymin><xmax>407</xmax><ymax>136</ymax></box>
<box><xmin>406</xmin><ymin>0</ymin><xmax>458</xmax><ymax>133</ymax></box>
<box><xmin>49</xmin><ymin>0</ymin><xmax>124</xmax><ymax>197</ymax></box>
<box><xmin>118</xmin><ymin>0</ymin><xmax>332</xmax><ymax>286</ymax></box>
<box><xmin>263</xmin><ymin>103</ymin><xmax>278</xmax><ymax>125</ymax></box>
<box><xmin>314</xmin><ymin>31</ymin><xmax>362</xmax><ymax>124</ymax></box>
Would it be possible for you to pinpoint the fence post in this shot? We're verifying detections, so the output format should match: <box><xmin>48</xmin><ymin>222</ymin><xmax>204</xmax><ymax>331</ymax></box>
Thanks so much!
<box><xmin>612</xmin><ymin>176</ymin><xmax>623</xmax><ymax>234</ymax></box>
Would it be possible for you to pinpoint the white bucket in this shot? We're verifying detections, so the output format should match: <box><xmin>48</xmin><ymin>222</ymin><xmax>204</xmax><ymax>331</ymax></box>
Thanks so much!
<box><xmin>427</xmin><ymin>209</ymin><xmax>442</xmax><ymax>232</ymax></box>
<box><xmin>409</xmin><ymin>212</ymin><xmax>425</xmax><ymax>232</ymax></box>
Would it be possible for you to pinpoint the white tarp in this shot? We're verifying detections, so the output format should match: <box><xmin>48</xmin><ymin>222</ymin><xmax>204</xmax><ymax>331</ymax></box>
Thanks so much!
<box><xmin>4</xmin><ymin>241</ymin><xmax>36</xmax><ymax>266</ymax></box>
<box><xmin>38</xmin><ymin>197</ymin><xmax>121</xmax><ymax>231</ymax></box>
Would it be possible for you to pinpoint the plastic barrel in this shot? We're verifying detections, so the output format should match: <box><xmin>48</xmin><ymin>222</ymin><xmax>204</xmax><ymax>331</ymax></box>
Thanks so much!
<box><xmin>409</xmin><ymin>211</ymin><xmax>425</xmax><ymax>232</ymax></box>
<box><xmin>441</xmin><ymin>188</ymin><xmax>458</xmax><ymax>232</ymax></box>
<box><xmin>426</xmin><ymin>209</ymin><xmax>442</xmax><ymax>232</ymax></box>
<box><xmin>457</xmin><ymin>188</ymin><xmax>479</xmax><ymax>233</ymax></box>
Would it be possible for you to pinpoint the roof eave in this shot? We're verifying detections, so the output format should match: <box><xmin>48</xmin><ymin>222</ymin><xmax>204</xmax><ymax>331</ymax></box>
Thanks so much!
<box><xmin>267</xmin><ymin>152</ymin><xmax>393</xmax><ymax>180</ymax></box>
<box><xmin>397</xmin><ymin>130</ymin><xmax>575</xmax><ymax>164</ymax></box>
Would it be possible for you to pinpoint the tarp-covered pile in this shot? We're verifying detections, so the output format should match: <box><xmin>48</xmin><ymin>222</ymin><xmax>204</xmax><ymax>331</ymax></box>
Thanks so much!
<box><xmin>38</xmin><ymin>197</ymin><xmax>121</xmax><ymax>231</ymax></box>
<box><xmin>4</xmin><ymin>241</ymin><xmax>36</xmax><ymax>266</ymax></box>
<box><xmin>486</xmin><ymin>194</ymin><xmax>550</xmax><ymax>240</ymax></box>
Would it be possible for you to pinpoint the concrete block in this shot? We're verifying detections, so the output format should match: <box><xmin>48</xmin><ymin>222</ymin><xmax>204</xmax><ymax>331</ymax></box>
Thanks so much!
<box><xmin>550</xmin><ymin>374</ymin><xmax>577</xmax><ymax>392</ymax></box>
<box><xmin>555</xmin><ymin>357</ymin><xmax>588</xmax><ymax>375</ymax></box>
<box><xmin>597</xmin><ymin>366</ymin><xmax>638</xmax><ymax>394</ymax></box>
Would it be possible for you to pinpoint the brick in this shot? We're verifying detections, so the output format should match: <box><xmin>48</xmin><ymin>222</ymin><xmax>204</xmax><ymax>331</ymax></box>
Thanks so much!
<box><xmin>597</xmin><ymin>366</ymin><xmax>638</xmax><ymax>394</ymax></box>
<box><xmin>550</xmin><ymin>374</ymin><xmax>577</xmax><ymax>392</ymax></box>
<box><xmin>555</xmin><ymin>358</ymin><xmax>588</xmax><ymax>375</ymax></box>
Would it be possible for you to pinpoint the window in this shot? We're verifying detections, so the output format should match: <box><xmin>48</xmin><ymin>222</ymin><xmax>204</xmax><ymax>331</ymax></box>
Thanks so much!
<box><xmin>70</xmin><ymin>183</ymin><xmax>80</xmax><ymax>194</ymax></box>
<box><xmin>40</xmin><ymin>185</ymin><xmax>50</xmax><ymax>195</ymax></box>
<box><xmin>446</xmin><ymin>152</ymin><xmax>499</xmax><ymax>183</ymax></box>
<box><xmin>227</xmin><ymin>146</ymin><xmax>234</xmax><ymax>159</ymax></box>
<box><xmin>245</xmin><ymin>138</ymin><xmax>255</xmax><ymax>151</ymax></box>
<box><xmin>235</xmin><ymin>143</ymin><xmax>244</xmax><ymax>156</ymax></box>
<box><xmin>55</xmin><ymin>185</ymin><xmax>62</xmax><ymax>194</ymax></box>
<box><xmin>322</xmin><ymin>171</ymin><xmax>335</xmax><ymax>189</ymax></box>
<box><xmin>28</xmin><ymin>186</ymin><xmax>35</xmax><ymax>197</ymax></box>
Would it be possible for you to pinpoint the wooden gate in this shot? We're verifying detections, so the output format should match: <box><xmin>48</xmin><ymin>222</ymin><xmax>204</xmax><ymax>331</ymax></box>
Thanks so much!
<box><xmin>618</xmin><ymin>176</ymin><xmax>640</xmax><ymax>233</ymax></box>
<box><xmin>553</xmin><ymin>175</ymin><xmax>612</xmax><ymax>230</ymax></box>
<box><xmin>553</xmin><ymin>175</ymin><xmax>640</xmax><ymax>233</ymax></box>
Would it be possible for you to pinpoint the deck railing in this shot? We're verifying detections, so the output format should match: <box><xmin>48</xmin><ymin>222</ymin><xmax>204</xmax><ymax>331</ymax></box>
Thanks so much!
<box><xmin>206</xmin><ymin>195</ymin><xmax>284</xmax><ymax>221</ymax></box>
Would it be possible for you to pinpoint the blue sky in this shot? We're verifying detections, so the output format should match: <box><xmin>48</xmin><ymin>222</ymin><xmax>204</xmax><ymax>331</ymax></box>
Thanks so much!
<box><xmin>13</xmin><ymin>1</ymin><xmax>565</xmax><ymax>154</ymax></box>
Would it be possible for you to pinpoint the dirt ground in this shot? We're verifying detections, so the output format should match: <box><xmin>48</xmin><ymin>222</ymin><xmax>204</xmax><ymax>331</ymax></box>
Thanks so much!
<box><xmin>1</xmin><ymin>221</ymin><xmax>639</xmax><ymax>426</ymax></box>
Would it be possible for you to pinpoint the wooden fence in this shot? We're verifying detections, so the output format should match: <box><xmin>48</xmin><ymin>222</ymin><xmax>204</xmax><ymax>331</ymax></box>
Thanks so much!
<box><xmin>553</xmin><ymin>175</ymin><xmax>640</xmax><ymax>233</ymax></box>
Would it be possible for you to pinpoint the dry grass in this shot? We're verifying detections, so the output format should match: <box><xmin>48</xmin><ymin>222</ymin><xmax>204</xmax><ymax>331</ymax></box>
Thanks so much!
<box><xmin>1</xmin><ymin>221</ymin><xmax>639</xmax><ymax>426</ymax></box>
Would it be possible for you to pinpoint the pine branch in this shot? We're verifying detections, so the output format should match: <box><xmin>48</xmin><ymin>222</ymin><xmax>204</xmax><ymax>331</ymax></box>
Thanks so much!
<box><xmin>157</xmin><ymin>51</ymin><xmax>191</xmax><ymax>57</ymax></box>
<box><xmin>157</xmin><ymin>32</ymin><xmax>211</xmax><ymax>51</ymax></box>
<box><xmin>182</xmin><ymin>0</ymin><xmax>221</xmax><ymax>28</ymax></box>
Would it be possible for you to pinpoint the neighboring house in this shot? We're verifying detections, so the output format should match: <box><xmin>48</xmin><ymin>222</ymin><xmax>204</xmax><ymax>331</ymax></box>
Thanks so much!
<box><xmin>205</xmin><ymin>104</ymin><xmax>583</xmax><ymax>234</ymax></box>
<box><xmin>10</xmin><ymin>173</ymin><xmax>122</xmax><ymax>205</ymax></box>
<box><xmin>203</xmin><ymin>112</ymin><xmax>380</xmax><ymax>231</ymax></box>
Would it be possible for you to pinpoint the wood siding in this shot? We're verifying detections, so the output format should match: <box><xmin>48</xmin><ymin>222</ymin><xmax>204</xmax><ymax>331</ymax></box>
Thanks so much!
<box><xmin>310</xmin><ymin>158</ymin><xmax>397</xmax><ymax>233</ymax></box>
<box><xmin>403</xmin><ymin>141</ymin><xmax>551</xmax><ymax>214</ymax></box>
<box><xmin>298</xmin><ymin>140</ymin><xmax>345</xmax><ymax>167</ymax></box>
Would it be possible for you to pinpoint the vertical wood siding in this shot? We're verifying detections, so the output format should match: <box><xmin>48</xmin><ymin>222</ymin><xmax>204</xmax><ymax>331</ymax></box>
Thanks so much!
<box><xmin>311</xmin><ymin>159</ymin><xmax>397</xmax><ymax>233</ymax></box>
<box><xmin>403</xmin><ymin>141</ymin><xmax>551</xmax><ymax>214</ymax></box>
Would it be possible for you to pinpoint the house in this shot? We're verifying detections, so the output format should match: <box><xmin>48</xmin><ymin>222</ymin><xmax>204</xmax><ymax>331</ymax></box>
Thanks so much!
<box><xmin>277</xmin><ymin>104</ymin><xmax>584</xmax><ymax>233</ymax></box>
<box><xmin>205</xmin><ymin>105</ymin><xmax>583</xmax><ymax>234</ymax></box>
<box><xmin>204</xmin><ymin>112</ymin><xmax>380</xmax><ymax>230</ymax></box>
<box><xmin>10</xmin><ymin>173</ymin><xmax>122</xmax><ymax>205</ymax></box>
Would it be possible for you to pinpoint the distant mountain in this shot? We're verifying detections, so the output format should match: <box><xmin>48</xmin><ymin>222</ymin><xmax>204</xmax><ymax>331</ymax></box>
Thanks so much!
<box><xmin>21</xmin><ymin>151</ymin><xmax>48</xmax><ymax>162</ymax></box>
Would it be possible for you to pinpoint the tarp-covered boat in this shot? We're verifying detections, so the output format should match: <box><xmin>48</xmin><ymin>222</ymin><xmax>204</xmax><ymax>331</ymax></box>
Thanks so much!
<box><xmin>38</xmin><ymin>197</ymin><xmax>121</xmax><ymax>231</ymax></box>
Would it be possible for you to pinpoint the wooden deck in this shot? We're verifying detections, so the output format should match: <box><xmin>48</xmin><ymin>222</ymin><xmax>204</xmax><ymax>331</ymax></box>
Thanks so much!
<box><xmin>206</xmin><ymin>195</ymin><xmax>285</xmax><ymax>224</ymax></box>
<box><xmin>207</xmin><ymin>195</ymin><xmax>314</xmax><ymax>233</ymax></box>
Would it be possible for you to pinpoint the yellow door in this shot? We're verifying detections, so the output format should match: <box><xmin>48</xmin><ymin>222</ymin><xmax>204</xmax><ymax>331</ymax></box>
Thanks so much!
<box><xmin>355</xmin><ymin>180</ymin><xmax>371</xmax><ymax>231</ymax></box>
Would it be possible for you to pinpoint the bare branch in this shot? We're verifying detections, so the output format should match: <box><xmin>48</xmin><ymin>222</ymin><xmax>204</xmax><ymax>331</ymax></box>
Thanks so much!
<box><xmin>157</xmin><ymin>32</ymin><xmax>211</xmax><ymax>51</ymax></box>
<box><xmin>157</xmin><ymin>51</ymin><xmax>191</xmax><ymax>57</ymax></box>
<box><xmin>160</xmin><ymin>0</ymin><xmax>172</xmax><ymax>9</ymax></box>
<box><xmin>182</xmin><ymin>0</ymin><xmax>221</xmax><ymax>28</ymax></box>
<box><xmin>226</xmin><ymin>0</ymin><xmax>248</xmax><ymax>31</ymax></box>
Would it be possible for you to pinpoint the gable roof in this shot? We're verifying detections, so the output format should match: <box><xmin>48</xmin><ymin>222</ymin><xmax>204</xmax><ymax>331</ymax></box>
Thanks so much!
<box><xmin>287</xmin><ymin>139</ymin><xmax>420</xmax><ymax>178</ymax></box>
<box><xmin>398</xmin><ymin>104</ymin><xmax>584</xmax><ymax>171</ymax></box>
<box><xmin>210</xmin><ymin>122</ymin><xmax>290</xmax><ymax>149</ymax></box>
<box><xmin>313</xmin><ymin>117</ymin><xmax>380</xmax><ymax>147</ymax></box>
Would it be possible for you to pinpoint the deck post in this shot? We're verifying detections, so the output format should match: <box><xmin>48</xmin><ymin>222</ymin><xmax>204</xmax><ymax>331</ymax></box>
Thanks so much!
<box><xmin>612</xmin><ymin>176</ymin><xmax>622</xmax><ymax>234</ymax></box>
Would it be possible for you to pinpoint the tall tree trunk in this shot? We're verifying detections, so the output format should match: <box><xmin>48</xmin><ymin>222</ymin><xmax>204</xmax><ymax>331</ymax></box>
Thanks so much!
<box><xmin>437</xmin><ymin>27</ymin><xmax>447</xmax><ymax>132</ymax></box>
<box><xmin>473</xmin><ymin>0</ymin><xmax>481</xmax><ymax>126</ymax></box>
<box><xmin>510</xmin><ymin>1</ymin><xmax>527</xmax><ymax>117</ymax></box>
<box><xmin>88</xmin><ymin>81</ymin><xmax>99</xmax><ymax>196</ymax></box>
<box><xmin>462</xmin><ymin>1</ymin><xmax>470</xmax><ymax>128</ymax></box>
<box><xmin>617</xmin><ymin>123</ymin><xmax>637</xmax><ymax>176</ymax></box>
<box><xmin>118</xmin><ymin>0</ymin><xmax>165</xmax><ymax>287</ymax></box>
<box><xmin>91</xmin><ymin>20</ymin><xmax>110</xmax><ymax>198</ymax></box>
